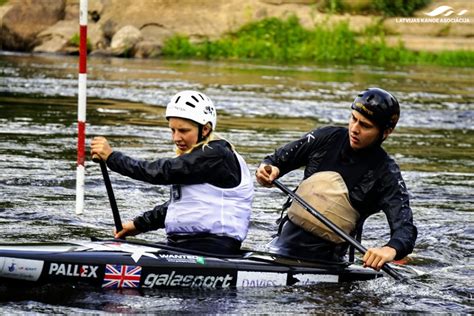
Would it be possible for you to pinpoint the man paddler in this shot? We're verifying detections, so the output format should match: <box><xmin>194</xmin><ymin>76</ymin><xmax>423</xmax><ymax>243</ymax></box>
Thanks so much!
<box><xmin>255</xmin><ymin>87</ymin><xmax>417</xmax><ymax>271</ymax></box>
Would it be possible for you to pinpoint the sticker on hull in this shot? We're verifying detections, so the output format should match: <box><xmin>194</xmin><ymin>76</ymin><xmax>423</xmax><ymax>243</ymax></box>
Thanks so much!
<box><xmin>0</xmin><ymin>257</ymin><xmax>44</xmax><ymax>281</ymax></box>
<box><xmin>143</xmin><ymin>270</ymin><xmax>234</xmax><ymax>288</ymax></box>
<box><xmin>102</xmin><ymin>264</ymin><xmax>142</xmax><ymax>288</ymax></box>
<box><xmin>48</xmin><ymin>263</ymin><xmax>99</xmax><ymax>278</ymax></box>
<box><xmin>237</xmin><ymin>271</ymin><xmax>287</xmax><ymax>287</ymax></box>
<box><xmin>293</xmin><ymin>273</ymin><xmax>339</xmax><ymax>285</ymax></box>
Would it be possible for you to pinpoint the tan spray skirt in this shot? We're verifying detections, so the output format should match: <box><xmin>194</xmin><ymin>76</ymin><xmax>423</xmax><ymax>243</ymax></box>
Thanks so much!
<box><xmin>287</xmin><ymin>171</ymin><xmax>359</xmax><ymax>244</ymax></box>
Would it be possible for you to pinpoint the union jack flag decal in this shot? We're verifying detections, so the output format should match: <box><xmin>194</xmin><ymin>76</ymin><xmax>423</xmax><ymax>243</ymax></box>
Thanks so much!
<box><xmin>102</xmin><ymin>264</ymin><xmax>142</xmax><ymax>288</ymax></box>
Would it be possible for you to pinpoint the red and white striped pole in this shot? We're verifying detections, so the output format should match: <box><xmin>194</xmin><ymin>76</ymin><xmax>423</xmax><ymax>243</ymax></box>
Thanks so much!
<box><xmin>76</xmin><ymin>0</ymin><xmax>88</xmax><ymax>215</ymax></box>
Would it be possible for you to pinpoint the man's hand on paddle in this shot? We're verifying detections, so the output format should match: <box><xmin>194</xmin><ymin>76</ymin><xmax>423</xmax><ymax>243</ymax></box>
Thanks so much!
<box><xmin>91</xmin><ymin>136</ymin><xmax>113</xmax><ymax>161</ymax></box>
<box><xmin>363</xmin><ymin>246</ymin><xmax>397</xmax><ymax>271</ymax></box>
<box><xmin>115</xmin><ymin>221</ymin><xmax>141</xmax><ymax>239</ymax></box>
<box><xmin>256</xmin><ymin>164</ymin><xmax>280</xmax><ymax>187</ymax></box>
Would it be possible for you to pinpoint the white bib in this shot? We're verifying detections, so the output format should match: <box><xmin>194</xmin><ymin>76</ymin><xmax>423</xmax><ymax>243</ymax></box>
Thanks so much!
<box><xmin>165</xmin><ymin>152</ymin><xmax>254</xmax><ymax>241</ymax></box>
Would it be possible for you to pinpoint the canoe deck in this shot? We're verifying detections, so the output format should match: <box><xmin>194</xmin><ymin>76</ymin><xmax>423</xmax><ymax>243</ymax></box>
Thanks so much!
<box><xmin>0</xmin><ymin>239</ymin><xmax>383</xmax><ymax>289</ymax></box>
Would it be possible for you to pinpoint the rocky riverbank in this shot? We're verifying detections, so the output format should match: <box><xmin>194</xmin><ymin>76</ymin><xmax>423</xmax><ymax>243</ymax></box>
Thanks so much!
<box><xmin>1</xmin><ymin>0</ymin><xmax>473</xmax><ymax>58</ymax></box>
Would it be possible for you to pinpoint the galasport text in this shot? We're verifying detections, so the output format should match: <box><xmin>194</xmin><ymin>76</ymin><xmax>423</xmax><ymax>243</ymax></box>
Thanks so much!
<box><xmin>143</xmin><ymin>271</ymin><xmax>233</xmax><ymax>288</ymax></box>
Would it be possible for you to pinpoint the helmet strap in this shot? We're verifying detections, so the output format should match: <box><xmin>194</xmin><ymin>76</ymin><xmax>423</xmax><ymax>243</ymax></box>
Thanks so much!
<box><xmin>379</xmin><ymin>127</ymin><xmax>393</xmax><ymax>144</ymax></box>
<box><xmin>197</xmin><ymin>124</ymin><xmax>204</xmax><ymax>143</ymax></box>
<box><xmin>376</xmin><ymin>133</ymin><xmax>385</xmax><ymax>146</ymax></box>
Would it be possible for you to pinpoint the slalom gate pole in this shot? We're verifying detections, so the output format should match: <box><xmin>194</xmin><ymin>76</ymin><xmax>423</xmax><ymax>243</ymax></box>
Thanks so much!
<box><xmin>75</xmin><ymin>0</ymin><xmax>88</xmax><ymax>215</ymax></box>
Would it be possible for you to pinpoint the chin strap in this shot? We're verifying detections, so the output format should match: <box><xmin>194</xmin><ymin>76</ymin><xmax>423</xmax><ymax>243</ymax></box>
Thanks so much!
<box><xmin>197</xmin><ymin>124</ymin><xmax>204</xmax><ymax>143</ymax></box>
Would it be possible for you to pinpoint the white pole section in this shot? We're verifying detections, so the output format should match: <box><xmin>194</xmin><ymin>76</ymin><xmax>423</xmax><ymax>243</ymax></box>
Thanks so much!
<box><xmin>76</xmin><ymin>0</ymin><xmax>88</xmax><ymax>215</ymax></box>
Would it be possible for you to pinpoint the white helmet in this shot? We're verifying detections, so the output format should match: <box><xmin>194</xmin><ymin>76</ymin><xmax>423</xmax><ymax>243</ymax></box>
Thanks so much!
<box><xmin>165</xmin><ymin>90</ymin><xmax>217</xmax><ymax>130</ymax></box>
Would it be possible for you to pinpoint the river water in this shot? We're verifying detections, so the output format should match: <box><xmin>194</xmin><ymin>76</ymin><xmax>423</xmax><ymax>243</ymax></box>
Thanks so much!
<box><xmin>0</xmin><ymin>52</ymin><xmax>472</xmax><ymax>313</ymax></box>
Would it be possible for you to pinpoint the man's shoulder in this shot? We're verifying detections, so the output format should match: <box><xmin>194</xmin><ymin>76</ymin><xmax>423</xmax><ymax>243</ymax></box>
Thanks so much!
<box><xmin>312</xmin><ymin>125</ymin><xmax>346</xmax><ymax>134</ymax></box>
<box><xmin>309</xmin><ymin>125</ymin><xmax>347</xmax><ymax>141</ymax></box>
<box><xmin>376</xmin><ymin>152</ymin><xmax>404</xmax><ymax>182</ymax></box>
<box><xmin>385</xmin><ymin>154</ymin><xmax>402</xmax><ymax>173</ymax></box>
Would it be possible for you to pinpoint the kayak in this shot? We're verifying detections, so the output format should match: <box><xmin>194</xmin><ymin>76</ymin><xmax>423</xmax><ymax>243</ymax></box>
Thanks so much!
<box><xmin>0</xmin><ymin>239</ymin><xmax>383</xmax><ymax>289</ymax></box>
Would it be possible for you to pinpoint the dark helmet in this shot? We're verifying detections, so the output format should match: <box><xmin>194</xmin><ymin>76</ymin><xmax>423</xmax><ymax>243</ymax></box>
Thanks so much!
<box><xmin>351</xmin><ymin>88</ymin><xmax>400</xmax><ymax>130</ymax></box>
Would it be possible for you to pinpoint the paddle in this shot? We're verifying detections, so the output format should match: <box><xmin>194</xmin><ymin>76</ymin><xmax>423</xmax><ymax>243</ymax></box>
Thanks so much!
<box><xmin>264</xmin><ymin>166</ymin><xmax>404</xmax><ymax>280</ymax></box>
<box><xmin>92</xmin><ymin>154</ymin><xmax>124</xmax><ymax>236</ymax></box>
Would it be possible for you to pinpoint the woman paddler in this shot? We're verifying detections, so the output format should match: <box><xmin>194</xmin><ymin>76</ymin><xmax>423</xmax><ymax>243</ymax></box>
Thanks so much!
<box><xmin>91</xmin><ymin>90</ymin><xmax>254</xmax><ymax>255</ymax></box>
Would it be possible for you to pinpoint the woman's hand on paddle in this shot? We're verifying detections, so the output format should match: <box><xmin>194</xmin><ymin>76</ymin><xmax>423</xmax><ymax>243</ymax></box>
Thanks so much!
<box><xmin>91</xmin><ymin>136</ymin><xmax>113</xmax><ymax>161</ymax></box>
<box><xmin>114</xmin><ymin>221</ymin><xmax>140</xmax><ymax>239</ymax></box>
<box><xmin>256</xmin><ymin>164</ymin><xmax>280</xmax><ymax>187</ymax></box>
<box><xmin>363</xmin><ymin>246</ymin><xmax>397</xmax><ymax>271</ymax></box>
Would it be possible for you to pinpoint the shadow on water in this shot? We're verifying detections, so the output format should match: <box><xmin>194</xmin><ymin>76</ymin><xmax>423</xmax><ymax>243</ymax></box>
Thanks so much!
<box><xmin>0</xmin><ymin>53</ymin><xmax>473</xmax><ymax>313</ymax></box>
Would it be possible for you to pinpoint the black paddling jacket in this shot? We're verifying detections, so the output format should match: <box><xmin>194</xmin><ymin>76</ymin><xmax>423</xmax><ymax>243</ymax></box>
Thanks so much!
<box><xmin>263</xmin><ymin>126</ymin><xmax>417</xmax><ymax>260</ymax></box>
<box><xmin>106</xmin><ymin>139</ymin><xmax>242</xmax><ymax>232</ymax></box>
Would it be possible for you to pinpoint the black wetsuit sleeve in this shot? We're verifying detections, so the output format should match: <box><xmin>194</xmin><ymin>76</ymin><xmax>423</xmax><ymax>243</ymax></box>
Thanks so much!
<box><xmin>262</xmin><ymin>126</ymin><xmax>338</xmax><ymax>177</ymax></box>
<box><xmin>106</xmin><ymin>140</ymin><xmax>241</xmax><ymax>188</ymax></box>
<box><xmin>133</xmin><ymin>201</ymin><xmax>169</xmax><ymax>233</ymax></box>
<box><xmin>377</xmin><ymin>162</ymin><xmax>418</xmax><ymax>260</ymax></box>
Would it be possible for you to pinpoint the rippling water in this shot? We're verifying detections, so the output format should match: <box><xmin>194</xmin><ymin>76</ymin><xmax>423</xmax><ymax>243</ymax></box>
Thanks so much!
<box><xmin>0</xmin><ymin>52</ymin><xmax>473</xmax><ymax>313</ymax></box>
